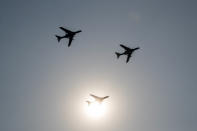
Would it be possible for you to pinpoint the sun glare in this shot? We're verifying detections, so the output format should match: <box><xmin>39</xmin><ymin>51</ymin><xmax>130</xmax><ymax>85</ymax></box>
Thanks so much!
<box><xmin>84</xmin><ymin>102</ymin><xmax>107</xmax><ymax>119</ymax></box>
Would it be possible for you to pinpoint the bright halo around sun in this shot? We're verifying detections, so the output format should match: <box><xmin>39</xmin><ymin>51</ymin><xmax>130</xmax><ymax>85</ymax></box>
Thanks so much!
<box><xmin>84</xmin><ymin>101</ymin><xmax>107</xmax><ymax>119</ymax></box>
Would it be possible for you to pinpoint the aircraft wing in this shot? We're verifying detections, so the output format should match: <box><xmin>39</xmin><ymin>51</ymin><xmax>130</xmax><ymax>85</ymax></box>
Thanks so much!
<box><xmin>126</xmin><ymin>54</ymin><xmax>131</xmax><ymax>63</ymax></box>
<box><xmin>120</xmin><ymin>44</ymin><xmax>131</xmax><ymax>51</ymax></box>
<box><xmin>90</xmin><ymin>94</ymin><xmax>100</xmax><ymax>99</ymax></box>
<box><xmin>68</xmin><ymin>36</ymin><xmax>73</xmax><ymax>47</ymax></box>
<box><xmin>59</xmin><ymin>27</ymin><xmax>72</xmax><ymax>33</ymax></box>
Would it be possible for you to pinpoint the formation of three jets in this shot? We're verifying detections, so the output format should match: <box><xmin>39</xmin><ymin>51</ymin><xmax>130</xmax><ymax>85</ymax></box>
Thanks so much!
<box><xmin>55</xmin><ymin>27</ymin><xmax>140</xmax><ymax>104</ymax></box>
<box><xmin>55</xmin><ymin>27</ymin><xmax>140</xmax><ymax>63</ymax></box>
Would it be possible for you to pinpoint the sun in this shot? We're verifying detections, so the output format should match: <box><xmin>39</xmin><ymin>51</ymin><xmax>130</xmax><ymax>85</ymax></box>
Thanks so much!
<box><xmin>84</xmin><ymin>101</ymin><xmax>107</xmax><ymax>119</ymax></box>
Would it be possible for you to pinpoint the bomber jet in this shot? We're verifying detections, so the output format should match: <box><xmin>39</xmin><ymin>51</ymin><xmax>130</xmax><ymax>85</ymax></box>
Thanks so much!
<box><xmin>55</xmin><ymin>27</ymin><xmax>81</xmax><ymax>47</ymax></box>
<box><xmin>90</xmin><ymin>94</ymin><xmax>109</xmax><ymax>104</ymax></box>
<box><xmin>115</xmin><ymin>44</ymin><xmax>140</xmax><ymax>63</ymax></box>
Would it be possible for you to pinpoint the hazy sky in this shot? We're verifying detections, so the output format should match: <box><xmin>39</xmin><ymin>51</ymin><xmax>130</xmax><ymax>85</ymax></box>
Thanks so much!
<box><xmin>0</xmin><ymin>0</ymin><xmax>197</xmax><ymax>131</ymax></box>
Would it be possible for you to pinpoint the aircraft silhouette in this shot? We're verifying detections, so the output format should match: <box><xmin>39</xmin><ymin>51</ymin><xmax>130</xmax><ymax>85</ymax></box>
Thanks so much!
<box><xmin>90</xmin><ymin>94</ymin><xmax>109</xmax><ymax>104</ymax></box>
<box><xmin>55</xmin><ymin>27</ymin><xmax>82</xmax><ymax>47</ymax></box>
<box><xmin>115</xmin><ymin>44</ymin><xmax>140</xmax><ymax>63</ymax></box>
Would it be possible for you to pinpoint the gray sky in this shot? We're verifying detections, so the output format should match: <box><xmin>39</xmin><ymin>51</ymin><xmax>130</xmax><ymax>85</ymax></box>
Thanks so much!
<box><xmin>0</xmin><ymin>0</ymin><xmax>197</xmax><ymax>131</ymax></box>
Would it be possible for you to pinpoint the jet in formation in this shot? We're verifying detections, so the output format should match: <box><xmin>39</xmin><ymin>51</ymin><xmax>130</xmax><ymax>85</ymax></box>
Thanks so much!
<box><xmin>55</xmin><ymin>27</ymin><xmax>82</xmax><ymax>47</ymax></box>
<box><xmin>115</xmin><ymin>44</ymin><xmax>140</xmax><ymax>63</ymax></box>
<box><xmin>90</xmin><ymin>94</ymin><xmax>109</xmax><ymax>104</ymax></box>
<box><xmin>86</xmin><ymin>94</ymin><xmax>109</xmax><ymax>105</ymax></box>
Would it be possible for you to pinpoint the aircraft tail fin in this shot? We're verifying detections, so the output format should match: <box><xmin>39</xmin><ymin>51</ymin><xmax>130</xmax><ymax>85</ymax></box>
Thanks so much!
<box><xmin>86</xmin><ymin>101</ymin><xmax>91</xmax><ymax>106</ymax></box>
<box><xmin>55</xmin><ymin>35</ymin><xmax>61</xmax><ymax>42</ymax></box>
<box><xmin>115</xmin><ymin>52</ymin><xmax>121</xmax><ymax>59</ymax></box>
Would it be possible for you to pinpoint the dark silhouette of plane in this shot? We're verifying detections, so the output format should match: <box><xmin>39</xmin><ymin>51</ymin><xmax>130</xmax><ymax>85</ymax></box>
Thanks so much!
<box><xmin>55</xmin><ymin>27</ymin><xmax>82</xmax><ymax>47</ymax></box>
<box><xmin>115</xmin><ymin>44</ymin><xmax>140</xmax><ymax>63</ymax></box>
<box><xmin>90</xmin><ymin>94</ymin><xmax>109</xmax><ymax>104</ymax></box>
